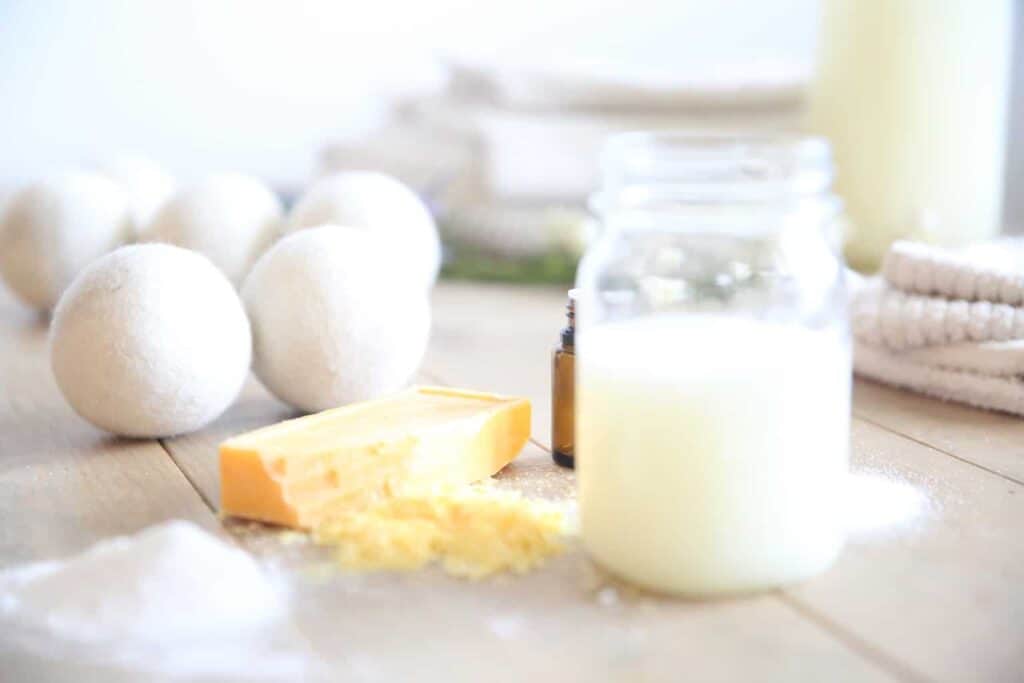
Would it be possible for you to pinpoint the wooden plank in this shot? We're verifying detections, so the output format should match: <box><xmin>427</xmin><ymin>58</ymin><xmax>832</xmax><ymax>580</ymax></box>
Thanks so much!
<box><xmin>202</xmin><ymin>446</ymin><xmax>900</xmax><ymax>682</ymax></box>
<box><xmin>426</xmin><ymin>281</ymin><xmax>567</xmax><ymax>448</ymax></box>
<box><xmin>426</xmin><ymin>281</ymin><xmax>1024</xmax><ymax>681</ymax></box>
<box><xmin>161</xmin><ymin>279</ymin><xmax>1024</xmax><ymax>681</ymax></box>
<box><xmin>0</xmin><ymin>288</ymin><xmax>318</xmax><ymax>679</ymax></box>
<box><xmin>271</xmin><ymin>534</ymin><xmax>899</xmax><ymax>682</ymax></box>
<box><xmin>853</xmin><ymin>378</ymin><xmax>1024</xmax><ymax>484</ymax></box>
<box><xmin>0</xmin><ymin>290</ymin><xmax>217</xmax><ymax>566</ymax></box>
<box><xmin>787</xmin><ymin>418</ymin><xmax>1024</xmax><ymax>682</ymax></box>
<box><xmin>158</xmin><ymin>283</ymin><xmax>900</xmax><ymax>682</ymax></box>
<box><xmin>159</xmin><ymin>378</ymin><xmax>296</xmax><ymax>510</ymax></box>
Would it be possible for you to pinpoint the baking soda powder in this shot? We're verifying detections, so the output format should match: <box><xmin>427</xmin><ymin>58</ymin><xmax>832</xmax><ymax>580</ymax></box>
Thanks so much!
<box><xmin>0</xmin><ymin>520</ymin><xmax>307</xmax><ymax>678</ymax></box>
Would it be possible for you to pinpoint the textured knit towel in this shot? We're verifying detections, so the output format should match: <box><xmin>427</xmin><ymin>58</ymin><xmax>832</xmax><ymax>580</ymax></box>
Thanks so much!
<box><xmin>854</xmin><ymin>341</ymin><xmax>1024</xmax><ymax>415</ymax></box>
<box><xmin>883</xmin><ymin>240</ymin><xmax>1024</xmax><ymax>305</ymax></box>
<box><xmin>900</xmin><ymin>339</ymin><xmax>1024</xmax><ymax>377</ymax></box>
<box><xmin>851</xmin><ymin>240</ymin><xmax>1024</xmax><ymax>416</ymax></box>
<box><xmin>851</xmin><ymin>279</ymin><xmax>1024</xmax><ymax>351</ymax></box>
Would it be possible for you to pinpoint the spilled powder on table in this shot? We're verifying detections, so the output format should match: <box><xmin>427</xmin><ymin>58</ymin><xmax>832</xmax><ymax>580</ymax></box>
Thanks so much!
<box><xmin>844</xmin><ymin>470</ymin><xmax>935</xmax><ymax>537</ymax></box>
<box><xmin>487</xmin><ymin>614</ymin><xmax>527</xmax><ymax>641</ymax></box>
<box><xmin>595</xmin><ymin>586</ymin><xmax>621</xmax><ymax>608</ymax></box>
<box><xmin>0</xmin><ymin>520</ymin><xmax>311</xmax><ymax>679</ymax></box>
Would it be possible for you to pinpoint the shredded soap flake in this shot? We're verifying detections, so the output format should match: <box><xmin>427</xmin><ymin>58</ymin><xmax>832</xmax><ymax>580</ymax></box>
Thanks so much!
<box><xmin>312</xmin><ymin>484</ymin><xmax>571</xmax><ymax>579</ymax></box>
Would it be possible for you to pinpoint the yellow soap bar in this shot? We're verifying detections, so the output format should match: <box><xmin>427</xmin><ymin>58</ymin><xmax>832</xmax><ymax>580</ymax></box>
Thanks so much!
<box><xmin>219</xmin><ymin>387</ymin><xmax>531</xmax><ymax>528</ymax></box>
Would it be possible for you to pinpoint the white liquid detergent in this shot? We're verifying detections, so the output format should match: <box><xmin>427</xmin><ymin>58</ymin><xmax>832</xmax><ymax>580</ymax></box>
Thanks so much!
<box><xmin>577</xmin><ymin>315</ymin><xmax>851</xmax><ymax>597</ymax></box>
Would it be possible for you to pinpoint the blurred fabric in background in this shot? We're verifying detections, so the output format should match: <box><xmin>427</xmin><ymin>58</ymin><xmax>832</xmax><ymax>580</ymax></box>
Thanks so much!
<box><xmin>0</xmin><ymin>0</ymin><xmax>1019</xmax><ymax>282</ymax></box>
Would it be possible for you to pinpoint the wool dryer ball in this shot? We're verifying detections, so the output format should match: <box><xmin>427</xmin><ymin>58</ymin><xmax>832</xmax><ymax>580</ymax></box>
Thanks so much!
<box><xmin>0</xmin><ymin>172</ymin><xmax>131</xmax><ymax>310</ymax></box>
<box><xmin>243</xmin><ymin>225</ymin><xmax>431</xmax><ymax>413</ymax></box>
<box><xmin>287</xmin><ymin>171</ymin><xmax>441</xmax><ymax>288</ymax></box>
<box><xmin>50</xmin><ymin>244</ymin><xmax>252</xmax><ymax>438</ymax></box>
<box><xmin>142</xmin><ymin>173</ymin><xmax>282</xmax><ymax>284</ymax></box>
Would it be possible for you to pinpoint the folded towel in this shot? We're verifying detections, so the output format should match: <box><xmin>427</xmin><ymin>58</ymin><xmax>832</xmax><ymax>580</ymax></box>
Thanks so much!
<box><xmin>854</xmin><ymin>341</ymin><xmax>1024</xmax><ymax>416</ymax></box>
<box><xmin>882</xmin><ymin>240</ymin><xmax>1024</xmax><ymax>305</ymax></box>
<box><xmin>851</xmin><ymin>240</ymin><xmax>1024</xmax><ymax>416</ymax></box>
<box><xmin>900</xmin><ymin>340</ymin><xmax>1024</xmax><ymax>377</ymax></box>
<box><xmin>851</xmin><ymin>279</ymin><xmax>1024</xmax><ymax>351</ymax></box>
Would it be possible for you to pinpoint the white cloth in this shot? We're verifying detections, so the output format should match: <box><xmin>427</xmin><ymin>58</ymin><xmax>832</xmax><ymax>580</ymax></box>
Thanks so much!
<box><xmin>900</xmin><ymin>340</ymin><xmax>1024</xmax><ymax>377</ymax></box>
<box><xmin>851</xmin><ymin>240</ymin><xmax>1024</xmax><ymax>416</ymax></box>
<box><xmin>851</xmin><ymin>279</ymin><xmax>1024</xmax><ymax>350</ymax></box>
<box><xmin>882</xmin><ymin>240</ymin><xmax>1024</xmax><ymax>305</ymax></box>
<box><xmin>854</xmin><ymin>341</ymin><xmax>1024</xmax><ymax>415</ymax></box>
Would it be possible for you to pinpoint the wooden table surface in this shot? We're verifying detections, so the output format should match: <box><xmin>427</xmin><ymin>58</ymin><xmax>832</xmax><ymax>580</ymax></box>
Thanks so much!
<box><xmin>1</xmin><ymin>280</ymin><xmax>1021</xmax><ymax>682</ymax></box>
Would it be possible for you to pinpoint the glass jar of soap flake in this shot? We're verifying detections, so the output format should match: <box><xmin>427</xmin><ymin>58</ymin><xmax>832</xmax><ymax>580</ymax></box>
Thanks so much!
<box><xmin>575</xmin><ymin>133</ymin><xmax>852</xmax><ymax>597</ymax></box>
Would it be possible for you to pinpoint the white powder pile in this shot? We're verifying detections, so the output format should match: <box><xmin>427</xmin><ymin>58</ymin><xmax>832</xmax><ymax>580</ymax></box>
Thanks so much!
<box><xmin>844</xmin><ymin>471</ymin><xmax>933</xmax><ymax>538</ymax></box>
<box><xmin>0</xmin><ymin>521</ymin><xmax>307</xmax><ymax>678</ymax></box>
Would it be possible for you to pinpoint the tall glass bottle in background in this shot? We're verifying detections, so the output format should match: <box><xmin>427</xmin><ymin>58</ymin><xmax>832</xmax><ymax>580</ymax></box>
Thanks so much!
<box><xmin>807</xmin><ymin>0</ymin><xmax>1013</xmax><ymax>271</ymax></box>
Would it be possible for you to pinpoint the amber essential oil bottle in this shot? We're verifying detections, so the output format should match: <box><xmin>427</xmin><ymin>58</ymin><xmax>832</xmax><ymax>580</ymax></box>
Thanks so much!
<box><xmin>551</xmin><ymin>290</ymin><xmax>576</xmax><ymax>468</ymax></box>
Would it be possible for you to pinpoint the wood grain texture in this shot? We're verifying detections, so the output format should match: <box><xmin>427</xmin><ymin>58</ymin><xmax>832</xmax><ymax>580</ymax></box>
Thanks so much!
<box><xmin>853</xmin><ymin>378</ymin><xmax>1024</xmax><ymax>484</ymax></box>
<box><xmin>426</xmin><ymin>281</ymin><xmax>567</xmax><ymax>448</ymax></box>
<box><xmin>0</xmin><ymin>290</ymin><xmax>217</xmax><ymax>567</ymax></box>
<box><xmin>265</xmin><ymin>544</ymin><xmax>899</xmax><ymax>683</ymax></box>
<box><xmin>160</xmin><ymin>378</ymin><xmax>297</xmax><ymax>511</ymax></box>
<box><xmin>424</xmin><ymin>281</ymin><xmax>1024</xmax><ymax>683</ymax></box>
<box><xmin>787</xmin><ymin>419</ymin><xmax>1024</xmax><ymax>682</ymax></box>
<box><xmin>4</xmin><ymin>279</ymin><xmax>1023</xmax><ymax>682</ymax></box>
<box><xmin>221</xmin><ymin>450</ymin><xmax>898</xmax><ymax>682</ymax></box>
<box><xmin>159</xmin><ymin>283</ymin><xmax>900</xmax><ymax>682</ymax></box>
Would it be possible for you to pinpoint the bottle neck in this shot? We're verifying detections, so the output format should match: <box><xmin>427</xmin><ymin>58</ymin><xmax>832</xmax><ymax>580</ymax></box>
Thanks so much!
<box><xmin>561</xmin><ymin>326</ymin><xmax>574</xmax><ymax>349</ymax></box>
<box><xmin>560</xmin><ymin>289</ymin><xmax>577</xmax><ymax>349</ymax></box>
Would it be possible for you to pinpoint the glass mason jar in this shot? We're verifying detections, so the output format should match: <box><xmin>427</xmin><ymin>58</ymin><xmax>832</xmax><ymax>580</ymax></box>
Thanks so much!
<box><xmin>575</xmin><ymin>133</ymin><xmax>851</xmax><ymax>597</ymax></box>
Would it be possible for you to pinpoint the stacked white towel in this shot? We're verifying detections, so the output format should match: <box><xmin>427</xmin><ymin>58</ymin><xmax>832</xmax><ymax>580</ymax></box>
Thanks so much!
<box><xmin>850</xmin><ymin>240</ymin><xmax>1024</xmax><ymax>416</ymax></box>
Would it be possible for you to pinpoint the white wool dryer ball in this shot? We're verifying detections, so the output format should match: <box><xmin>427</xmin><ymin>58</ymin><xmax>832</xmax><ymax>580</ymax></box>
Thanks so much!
<box><xmin>50</xmin><ymin>244</ymin><xmax>252</xmax><ymax>437</ymax></box>
<box><xmin>95</xmin><ymin>154</ymin><xmax>177</xmax><ymax>237</ymax></box>
<box><xmin>287</xmin><ymin>171</ymin><xmax>441</xmax><ymax>288</ymax></box>
<box><xmin>243</xmin><ymin>225</ymin><xmax>431</xmax><ymax>413</ymax></box>
<box><xmin>142</xmin><ymin>173</ymin><xmax>282</xmax><ymax>284</ymax></box>
<box><xmin>0</xmin><ymin>172</ymin><xmax>131</xmax><ymax>310</ymax></box>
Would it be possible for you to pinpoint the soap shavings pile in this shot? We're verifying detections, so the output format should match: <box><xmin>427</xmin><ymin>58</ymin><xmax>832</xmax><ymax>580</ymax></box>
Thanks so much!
<box><xmin>0</xmin><ymin>521</ymin><xmax>310</xmax><ymax>679</ymax></box>
<box><xmin>311</xmin><ymin>482</ymin><xmax>573</xmax><ymax>579</ymax></box>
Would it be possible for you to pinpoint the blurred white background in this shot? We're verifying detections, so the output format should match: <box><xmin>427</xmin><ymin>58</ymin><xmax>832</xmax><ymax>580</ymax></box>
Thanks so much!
<box><xmin>0</xmin><ymin>0</ymin><xmax>1019</xmax><ymax>226</ymax></box>
<box><xmin>0</xmin><ymin>0</ymin><xmax>816</xmax><ymax>186</ymax></box>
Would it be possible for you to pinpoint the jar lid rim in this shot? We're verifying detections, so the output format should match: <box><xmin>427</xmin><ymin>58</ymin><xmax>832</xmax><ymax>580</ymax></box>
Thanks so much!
<box><xmin>597</xmin><ymin>132</ymin><xmax>834</xmax><ymax>205</ymax></box>
<box><xmin>602</xmin><ymin>132</ymin><xmax>831</xmax><ymax>159</ymax></box>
